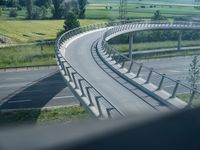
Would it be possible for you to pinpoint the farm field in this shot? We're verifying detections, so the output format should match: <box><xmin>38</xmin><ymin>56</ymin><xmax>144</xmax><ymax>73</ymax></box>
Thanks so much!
<box><xmin>86</xmin><ymin>1</ymin><xmax>200</xmax><ymax>19</ymax></box>
<box><xmin>0</xmin><ymin>19</ymin><xmax>107</xmax><ymax>43</ymax></box>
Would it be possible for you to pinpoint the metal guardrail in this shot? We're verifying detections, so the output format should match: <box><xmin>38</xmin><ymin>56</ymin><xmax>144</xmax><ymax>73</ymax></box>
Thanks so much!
<box><xmin>55</xmin><ymin>22</ymin><xmax>130</xmax><ymax>119</ymax></box>
<box><xmin>101</xmin><ymin>21</ymin><xmax>200</xmax><ymax>108</ymax></box>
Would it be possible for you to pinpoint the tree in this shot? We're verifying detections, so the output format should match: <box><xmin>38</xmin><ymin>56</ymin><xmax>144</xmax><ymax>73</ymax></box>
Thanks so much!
<box><xmin>63</xmin><ymin>12</ymin><xmax>80</xmax><ymax>31</ymax></box>
<box><xmin>26</xmin><ymin>0</ymin><xmax>33</xmax><ymax>19</ymax></box>
<box><xmin>152</xmin><ymin>10</ymin><xmax>166</xmax><ymax>20</ymax></box>
<box><xmin>0</xmin><ymin>0</ymin><xmax>6</xmax><ymax>6</ymax></box>
<box><xmin>77</xmin><ymin>0</ymin><xmax>87</xmax><ymax>18</ymax></box>
<box><xmin>57</xmin><ymin>12</ymin><xmax>80</xmax><ymax>37</ymax></box>
<box><xmin>52</xmin><ymin>0</ymin><xmax>64</xmax><ymax>19</ymax></box>
<box><xmin>0</xmin><ymin>8</ymin><xmax>2</xmax><ymax>16</ymax></box>
<box><xmin>7</xmin><ymin>0</ymin><xmax>18</xmax><ymax>7</ymax></box>
<box><xmin>187</xmin><ymin>56</ymin><xmax>200</xmax><ymax>90</ymax></box>
<box><xmin>9</xmin><ymin>9</ymin><xmax>17</xmax><ymax>17</ymax></box>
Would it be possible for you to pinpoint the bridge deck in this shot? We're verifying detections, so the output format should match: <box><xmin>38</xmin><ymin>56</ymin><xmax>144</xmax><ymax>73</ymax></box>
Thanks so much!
<box><xmin>62</xmin><ymin>30</ymin><xmax>172</xmax><ymax>116</ymax></box>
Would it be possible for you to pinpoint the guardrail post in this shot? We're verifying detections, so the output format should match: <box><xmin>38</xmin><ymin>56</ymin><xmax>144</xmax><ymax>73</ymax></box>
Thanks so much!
<box><xmin>86</xmin><ymin>87</ymin><xmax>94</xmax><ymax>106</ymax></box>
<box><xmin>111</xmin><ymin>51</ymin><xmax>116</xmax><ymax>61</ymax></box>
<box><xmin>65</xmin><ymin>66</ymin><xmax>72</xmax><ymax>82</ymax></box>
<box><xmin>71</xmin><ymin>72</ymin><xmax>78</xmax><ymax>89</ymax></box>
<box><xmin>108</xmin><ymin>49</ymin><xmax>112</xmax><ymax>57</ymax></box>
<box><xmin>136</xmin><ymin>64</ymin><xmax>143</xmax><ymax>78</ymax></box>
<box><xmin>177</xmin><ymin>30</ymin><xmax>182</xmax><ymax>50</ymax></box>
<box><xmin>157</xmin><ymin>74</ymin><xmax>166</xmax><ymax>91</ymax></box>
<box><xmin>129</xmin><ymin>33</ymin><xmax>134</xmax><ymax>60</ymax></box>
<box><xmin>95</xmin><ymin>96</ymin><xmax>103</xmax><ymax>118</ymax></box>
<box><xmin>145</xmin><ymin>68</ymin><xmax>153</xmax><ymax>84</ymax></box>
<box><xmin>170</xmin><ymin>80</ymin><xmax>180</xmax><ymax>98</ymax></box>
<box><xmin>127</xmin><ymin>60</ymin><xmax>134</xmax><ymax>73</ymax></box>
<box><xmin>61</xmin><ymin>61</ymin><xmax>66</xmax><ymax>75</ymax></box>
<box><xmin>121</xmin><ymin>59</ymin><xmax>126</xmax><ymax>68</ymax></box>
<box><xmin>106</xmin><ymin>108</ymin><xmax>114</xmax><ymax>119</ymax></box>
<box><xmin>78</xmin><ymin>79</ymin><xmax>86</xmax><ymax>97</ymax></box>
<box><xmin>187</xmin><ymin>89</ymin><xmax>196</xmax><ymax>108</ymax></box>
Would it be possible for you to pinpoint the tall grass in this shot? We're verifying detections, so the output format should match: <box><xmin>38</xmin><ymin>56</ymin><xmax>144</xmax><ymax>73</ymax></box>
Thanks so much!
<box><xmin>0</xmin><ymin>43</ymin><xmax>55</xmax><ymax>68</ymax></box>
<box><xmin>0</xmin><ymin>106</ymin><xmax>88</xmax><ymax>127</ymax></box>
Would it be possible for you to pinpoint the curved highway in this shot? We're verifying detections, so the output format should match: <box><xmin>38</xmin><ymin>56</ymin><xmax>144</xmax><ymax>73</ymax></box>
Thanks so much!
<box><xmin>56</xmin><ymin>21</ymin><xmax>200</xmax><ymax>119</ymax></box>
<box><xmin>60</xmin><ymin>29</ymin><xmax>172</xmax><ymax>116</ymax></box>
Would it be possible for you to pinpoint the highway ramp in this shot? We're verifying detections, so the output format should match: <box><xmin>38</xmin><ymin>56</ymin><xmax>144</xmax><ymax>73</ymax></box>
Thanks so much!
<box><xmin>63</xmin><ymin>29</ymin><xmax>173</xmax><ymax>116</ymax></box>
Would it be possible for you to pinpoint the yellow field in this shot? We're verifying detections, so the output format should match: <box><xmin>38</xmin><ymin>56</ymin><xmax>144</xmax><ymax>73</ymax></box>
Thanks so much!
<box><xmin>0</xmin><ymin>19</ymin><xmax>107</xmax><ymax>43</ymax></box>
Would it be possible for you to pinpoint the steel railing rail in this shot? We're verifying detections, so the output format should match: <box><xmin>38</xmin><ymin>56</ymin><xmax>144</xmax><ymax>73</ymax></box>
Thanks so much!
<box><xmin>101</xmin><ymin>21</ymin><xmax>200</xmax><ymax>108</ymax></box>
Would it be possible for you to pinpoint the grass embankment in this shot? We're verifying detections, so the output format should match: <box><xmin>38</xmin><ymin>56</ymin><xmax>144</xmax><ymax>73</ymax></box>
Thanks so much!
<box><xmin>111</xmin><ymin>40</ymin><xmax>200</xmax><ymax>53</ymax></box>
<box><xmin>178</xmin><ymin>93</ymin><xmax>200</xmax><ymax>107</ymax></box>
<box><xmin>0</xmin><ymin>44</ymin><xmax>55</xmax><ymax>68</ymax></box>
<box><xmin>0</xmin><ymin>19</ymin><xmax>107</xmax><ymax>43</ymax></box>
<box><xmin>0</xmin><ymin>106</ymin><xmax>88</xmax><ymax>127</ymax></box>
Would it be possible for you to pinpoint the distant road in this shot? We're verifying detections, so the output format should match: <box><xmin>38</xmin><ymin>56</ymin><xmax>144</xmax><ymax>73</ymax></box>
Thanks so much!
<box><xmin>0</xmin><ymin>68</ymin><xmax>78</xmax><ymax>111</ymax></box>
<box><xmin>137</xmin><ymin>56</ymin><xmax>199</xmax><ymax>93</ymax></box>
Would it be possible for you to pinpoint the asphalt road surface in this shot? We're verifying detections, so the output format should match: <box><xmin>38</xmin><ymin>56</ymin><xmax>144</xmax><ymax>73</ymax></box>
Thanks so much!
<box><xmin>0</xmin><ymin>68</ymin><xmax>78</xmax><ymax>110</ymax></box>
<box><xmin>134</xmin><ymin>56</ymin><xmax>199</xmax><ymax>94</ymax></box>
<box><xmin>63</xmin><ymin>30</ymin><xmax>177</xmax><ymax>115</ymax></box>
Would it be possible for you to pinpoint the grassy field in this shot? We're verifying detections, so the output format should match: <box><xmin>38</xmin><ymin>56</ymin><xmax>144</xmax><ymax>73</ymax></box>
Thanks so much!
<box><xmin>86</xmin><ymin>2</ymin><xmax>200</xmax><ymax>19</ymax></box>
<box><xmin>0</xmin><ymin>43</ymin><xmax>55</xmax><ymax>68</ymax></box>
<box><xmin>0</xmin><ymin>106</ymin><xmax>88</xmax><ymax>127</ymax></box>
<box><xmin>0</xmin><ymin>19</ymin><xmax>107</xmax><ymax>43</ymax></box>
<box><xmin>112</xmin><ymin>40</ymin><xmax>200</xmax><ymax>52</ymax></box>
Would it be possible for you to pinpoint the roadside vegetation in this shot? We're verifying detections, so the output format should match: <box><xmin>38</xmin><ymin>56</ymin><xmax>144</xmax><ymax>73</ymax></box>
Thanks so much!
<box><xmin>0</xmin><ymin>106</ymin><xmax>88</xmax><ymax>127</ymax></box>
<box><xmin>178</xmin><ymin>93</ymin><xmax>200</xmax><ymax>107</ymax></box>
<box><xmin>112</xmin><ymin>40</ymin><xmax>200</xmax><ymax>53</ymax></box>
<box><xmin>0</xmin><ymin>43</ymin><xmax>55</xmax><ymax>68</ymax></box>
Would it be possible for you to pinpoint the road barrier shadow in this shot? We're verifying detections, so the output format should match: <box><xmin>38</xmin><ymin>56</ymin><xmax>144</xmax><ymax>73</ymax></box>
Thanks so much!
<box><xmin>0</xmin><ymin>72</ymin><xmax>67</xmax><ymax>126</ymax></box>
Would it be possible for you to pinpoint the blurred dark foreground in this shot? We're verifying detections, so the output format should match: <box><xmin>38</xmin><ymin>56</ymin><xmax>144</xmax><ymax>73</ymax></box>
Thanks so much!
<box><xmin>0</xmin><ymin>107</ymin><xmax>200</xmax><ymax>150</ymax></box>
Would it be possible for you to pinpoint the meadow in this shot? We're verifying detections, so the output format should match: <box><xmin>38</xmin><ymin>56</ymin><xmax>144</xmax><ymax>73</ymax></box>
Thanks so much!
<box><xmin>0</xmin><ymin>19</ymin><xmax>107</xmax><ymax>43</ymax></box>
<box><xmin>0</xmin><ymin>43</ymin><xmax>55</xmax><ymax>68</ymax></box>
<box><xmin>86</xmin><ymin>2</ymin><xmax>200</xmax><ymax>19</ymax></box>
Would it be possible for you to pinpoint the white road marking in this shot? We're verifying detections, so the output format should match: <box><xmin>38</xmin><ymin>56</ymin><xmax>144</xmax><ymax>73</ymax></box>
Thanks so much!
<box><xmin>8</xmin><ymin>99</ymin><xmax>32</xmax><ymax>104</ymax></box>
<box><xmin>168</xmin><ymin>70</ymin><xmax>181</xmax><ymax>73</ymax></box>
<box><xmin>53</xmin><ymin>96</ymin><xmax>74</xmax><ymax>99</ymax></box>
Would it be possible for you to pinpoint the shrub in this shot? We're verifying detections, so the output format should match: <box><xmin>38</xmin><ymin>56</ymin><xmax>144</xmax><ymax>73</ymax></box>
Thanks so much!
<box><xmin>9</xmin><ymin>9</ymin><xmax>17</xmax><ymax>17</ymax></box>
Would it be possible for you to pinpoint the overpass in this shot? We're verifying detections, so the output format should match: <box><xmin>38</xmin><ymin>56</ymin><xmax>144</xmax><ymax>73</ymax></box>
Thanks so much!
<box><xmin>55</xmin><ymin>21</ymin><xmax>200</xmax><ymax>119</ymax></box>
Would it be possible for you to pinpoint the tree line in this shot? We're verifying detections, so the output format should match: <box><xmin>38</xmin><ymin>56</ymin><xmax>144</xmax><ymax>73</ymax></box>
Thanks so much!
<box><xmin>0</xmin><ymin>0</ymin><xmax>87</xmax><ymax>19</ymax></box>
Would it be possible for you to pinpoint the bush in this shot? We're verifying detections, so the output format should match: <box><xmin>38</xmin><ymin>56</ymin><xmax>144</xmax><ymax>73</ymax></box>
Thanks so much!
<box><xmin>9</xmin><ymin>9</ymin><xmax>17</xmax><ymax>17</ymax></box>
<box><xmin>63</xmin><ymin>12</ymin><xmax>80</xmax><ymax>31</ymax></box>
<box><xmin>0</xmin><ymin>8</ymin><xmax>2</xmax><ymax>16</ymax></box>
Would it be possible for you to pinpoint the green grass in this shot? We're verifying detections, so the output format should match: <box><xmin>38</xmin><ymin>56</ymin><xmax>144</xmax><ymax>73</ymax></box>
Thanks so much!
<box><xmin>0</xmin><ymin>19</ymin><xmax>107</xmax><ymax>43</ymax></box>
<box><xmin>0</xmin><ymin>43</ymin><xmax>55</xmax><ymax>68</ymax></box>
<box><xmin>0</xmin><ymin>106</ymin><xmax>88</xmax><ymax>127</ymax></box>
<box><xmin>178</xmin><ymin>93</ymin><xmax>200</xmax><ymax>107</ymax></box>
<box><xmin>86</xmin><ymin>2</ymin><xmax>200</xmax><ymax>19</ymax></box>
<box><xmin>111</xmin><ymin>40</ymin><xmax>200</xmax><ymax>53</ymax></box>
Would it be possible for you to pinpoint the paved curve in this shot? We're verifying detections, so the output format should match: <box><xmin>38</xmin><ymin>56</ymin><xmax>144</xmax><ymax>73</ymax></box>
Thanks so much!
<box><xmin>63</xmin><ymin>30</ymin><xmax>172</xmax><ymax>116</ymax></box>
